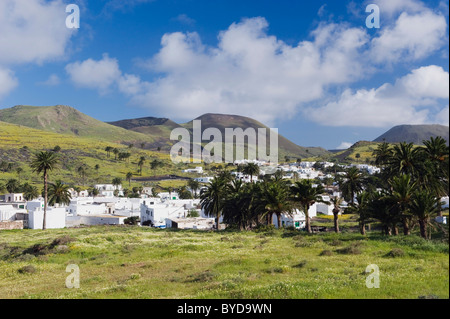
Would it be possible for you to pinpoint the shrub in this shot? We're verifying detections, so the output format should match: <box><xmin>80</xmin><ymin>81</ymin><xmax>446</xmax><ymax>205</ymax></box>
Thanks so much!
<box><xmin>124</xmin><ymin>216</ymin><xmax>140</xmax><ymax>225</ymax></box>
<box><xmin>319</xmin><ymin>250</ymin><xmax>333</xmax><ymax>256</ymax></box>
<box><xmin>336</xmin><ymin>243</ymin><xmax>362</xmax><ymax>255</ymax></box>
<box><xmin>385</xmin><ymin>248</ymin><xmax>405</xmax><ymax>258</ymax></box>
<box><xmin>18</xmin><ymin>265</ymin><xmax>36</xmax><ymax>274</ymax></box>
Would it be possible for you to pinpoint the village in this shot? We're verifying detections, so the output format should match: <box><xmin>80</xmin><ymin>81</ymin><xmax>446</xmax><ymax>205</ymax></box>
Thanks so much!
<box><xmin>0</xmin><ymin>160</ymin><xmax>386</xmax><ymax>230</ymax></box>
<box><xmin>4</xmin><ymin>159</ymin><xmax>446</xmax><ymax>232</ymax></box>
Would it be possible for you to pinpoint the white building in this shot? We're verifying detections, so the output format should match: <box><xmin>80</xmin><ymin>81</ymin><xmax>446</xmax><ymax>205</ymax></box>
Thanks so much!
<box><xmin>272</xmin><ymin>204</ymin><xmax>318</xmax><ymax>229</ymax></box>
<box><xmin>95</xmin><ymin>184</ymin><xmax>123</xmax><ymax>197</ymax></box>
<box><xmin>183</xmin><ymin>167</ymin><xmax>203</xmax><ymax>174</ymax></box>
<box><xmin>28</xmin><ymin>207</ymin><xmax>66</xmax><ymax>229</ymax></box>
<box><xmin>195</xmin><ymin>177</ymin><xmax>214</xmax><ymax>183</ymax></box>
<box><xmin>140</xmin><ymin>198</ymin><xmax>200</xmax><ymax>227</ymax></box>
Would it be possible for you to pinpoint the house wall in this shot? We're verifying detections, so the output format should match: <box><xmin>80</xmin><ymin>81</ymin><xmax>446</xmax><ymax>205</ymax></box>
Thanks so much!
<box><xmin>29</xmin><ymin>208</ymin><xmax>66</xmax><ymax>229</ymax></box>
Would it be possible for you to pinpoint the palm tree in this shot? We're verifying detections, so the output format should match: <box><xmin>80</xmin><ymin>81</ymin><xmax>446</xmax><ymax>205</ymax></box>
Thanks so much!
<box><xmin>188</xmin><ymin>179</ymin><xmax>200</xmax><ymax>198</ymax></box>
<box><xmin>112</xmin><ymin>148</ymin><xmax>119</xmax><ymax>160</ymax></box>
<box><xmin>291</xmin><ymin>179</ymin><xmax>328</xmax><ymax>233</ymax></box>
<box><xmin>30</xmin><ymin>151</ymin><xmax>59</xmax><ymax>229</ymax></box>
<box><xmin>138</xmin><ymin>156</ymin><xmax>146</xmax><ymax>176</ymax></box>
<box><xmin>388</xmin><ymin>174</ymin><xmax>416</xmax><ymax>235</ymax></box>
<box><xmin>331</xmin><ymin>196</ymin><xmax>343</xmax><ymax>233</ymax></box>
<box><xmin>77</xmin><ymin>164</ymin><xmax>89</xmax><ymax>185</ymax></box>
<box><xmin>262</xmin><ymin>179</ymin><xmax>294</xmax><ymax>228</ymax></box>
<box><xmin>410</xmin><ymin>189</ymin><xmax>441</xmax><ymax>239</ymax></box>
<box><xmin>126</xmin><ymin>172</ymin><xmax>133</xmax><ymax>187</ymax></box>
<box><xmin>105</xmin><ymin>146</ymin><xmax>113</xmax><ymax>158</ymax></box>
<box><xmin>48</xmin><ymin>180</ymin><xmax>72</xmax><ymax>206</ymax></box>
<box><xmin>339</xmin><ymin>166</ymin><xmax>364</xmax><ymax>205</ymax></box>
<box><xmin>5</xmin><ymin>179</ymin><xmax>20</xmax><ymax>193</ymax></box>
<box><xmin>112</xmin><ymin>177</ymin><xmax>122</xmax><ymax>191</ymax></box>
<box><xmin>200</xmin><ymin>177</ymin><xmax>227</xmax><ymax>230</ymax></box>
<box><xmin>243</xmin><ymin>163</ymin><xmax>260</xmax><ymax>182</ymax></box>
<box><xmin>348</xmin><ymin>191</ymin><xmax>372</xmax><ymax>235</ymax></box>
<box><xmin>22</xmin><ymin>183</ymin><xmax>39</xmax><ymax>201</ymax></box>
<box><xmin>372</xmin><ymin>141</ymin><xmax>392</xmax><ymax>168</ymax></box>
<box><xmin>387</xmin><ymin>142</ymin><xmax>423</xmax><ymax>179</ymax></box>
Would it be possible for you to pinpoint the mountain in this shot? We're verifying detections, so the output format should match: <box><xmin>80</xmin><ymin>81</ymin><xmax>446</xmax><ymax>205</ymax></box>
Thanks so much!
<box><xmin>373</xmin><ymin>124</ymin><xmax>449</xmax><ymax>145</ymax></box>
<box><xmin>181</xmin><ymin>113</ymin><xmax>329</xmax><ymax>159</ymax></box>
<box><xmin>107</xmin><ymin>117</ymin><xmax>181</xmax><ymax>148</ymax></box>
<box><xmin>0</xmin><ymin>105</ymin><xmax>157</xmax><ymax>146</ymax></box>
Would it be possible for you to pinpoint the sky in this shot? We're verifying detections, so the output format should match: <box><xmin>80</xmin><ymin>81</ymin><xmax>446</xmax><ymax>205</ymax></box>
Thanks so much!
<box><xmin>0</xmin><ymin>0</ymin><xmax>448</xmax><ymax>150</ymax></box>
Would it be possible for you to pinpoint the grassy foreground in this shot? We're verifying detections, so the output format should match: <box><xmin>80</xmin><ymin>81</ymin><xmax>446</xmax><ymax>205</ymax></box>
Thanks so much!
<box><xmin>0</xmin><ymin>226</ymin><xmax>448</xmax><ymax>299</ymax></box>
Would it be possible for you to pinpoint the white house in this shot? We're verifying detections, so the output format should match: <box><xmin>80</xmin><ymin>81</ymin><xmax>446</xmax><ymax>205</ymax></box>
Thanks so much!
<box><xmin>140</xmin><ymin>199</ymin><xmax>199</xmax><ymax>227</ymax></box>
<box><xmin>95</xmin><ymin>184</ymin><xmax>123</xmax><ymax>197</ymax></box>
<box><xmin>195</xmin><ymin>177</ymin><xmax>214</xmax><ymax>183</ymax></box>
<box><xmin>28</xmin><ymin>207</ymin><xmax>66</xmax><ymax>229</ymax></box>
<box><xmin>272</xmin><ymin>204</ymin><xmax>318</xmax><ymax>229</ymax></box>
<box><xmin>183</xmin><ymin>167</ymin><xmax>203</xmax><ymax>174</ymax></box>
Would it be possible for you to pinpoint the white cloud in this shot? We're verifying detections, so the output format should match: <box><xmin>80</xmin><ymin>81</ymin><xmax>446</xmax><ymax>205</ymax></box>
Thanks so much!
<box><xmin>0</xmin><ymin>0</ymin><xmax>74</xmax><ymax>65</ymax></box>
<box><xmin>435</xmin><ymin>106</ymin><xmax>449</xmax><ymax>126</ymax></box>
<box><xmin>336</xmin><ymin>142</ymin><xmax>353</xmax><ymax>150</ymax></box>
<box><xmin>370</xmin><ymin>10</ymin><xmax>447</xmax><ymax>63</ymax></box>
<box><xmin>372</xmin><ymin>0</ymin><xmax>426</xmax><ymax>17</ymax></box>
<box><xmin>38</xmin><ymin>74</ymin><xmax>61</xmax><ymax>86</ymax></box>
<box><xmin>172</xmin><ymin>14</ymin><xmax>196</xmax><ymax>26</ymax></box>
<box><xmin>65</xmin><ymin>54</ymin><xmax>122</xmax><ymax>93</ymax></box>
<box><xmin>0</xmin><ymin>68</ymin><xmax>18</xmax><ymax>100</ymax></box>
<box><xmin>306</xmin><ymin>65</ymin><xmax>449</xmax><ymax>127</ymax></box>
<box><xmin>129</xmin><ymin>17</ymin><xmax>369</xmax><ymax>123</ymax></box>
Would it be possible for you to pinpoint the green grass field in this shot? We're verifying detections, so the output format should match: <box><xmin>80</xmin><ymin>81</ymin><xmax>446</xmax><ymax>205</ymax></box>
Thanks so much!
<box><xmin>0</xmin><ymin>226</ymin><xmax>447</xmax><ymax>299</ymax></box>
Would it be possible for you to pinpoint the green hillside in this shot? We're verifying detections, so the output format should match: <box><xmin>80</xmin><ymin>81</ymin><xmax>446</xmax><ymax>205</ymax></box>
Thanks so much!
<box><xmin>0</xmin><ymin>121</ymin><xmax>185</xmax><ymax>192</ymax></box>
<box><xmin>0</xmin><ymin>105</ymin><xmax>157</xmax><ymax>146</ymax></box>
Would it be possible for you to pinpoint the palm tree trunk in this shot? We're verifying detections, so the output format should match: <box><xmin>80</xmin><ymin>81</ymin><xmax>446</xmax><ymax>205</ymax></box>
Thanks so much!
<box><xmin>392</xmin><ymin>223</ymin><xmax>399</xmax><ymax>236</ymax></box>
<box><xmin>276</xmin><ymin>213</ymin><xmax>281</xmax><ymax>229</ymax></box>
<box><xmin>333</xmin><ymin>213</ymin><xmax>339</xmax><ymax>233</ymax></box>
<box><xmin>43</xmin><ymin>170</ymin><xmax>48</xmax><ymax>230</ymax></box>
<box><xmin>359</xmin><ymin>221</ymin><xmax>366</xmax><ymax>235</ymax></box>
<box><xmin>402</xmin><ymin>218</ymin><xmax>410</xmax><ymax>235</ymax></box>
<box><xmin>418</xmin><ymin>219</ymin><xmax>428</xmax><ymax>239</ymax></box>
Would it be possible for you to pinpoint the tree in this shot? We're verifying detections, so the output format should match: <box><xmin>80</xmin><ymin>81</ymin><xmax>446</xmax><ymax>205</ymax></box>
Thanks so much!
<box><xmin>372</xmin><ymin>141</ymin><xmax>392</xmax><ymax>168</ymax></box>
<box><xmin>188</xmin><ymin>179</ymin><xmax>200</xmax><ymax>198</ymax></box>
<box><xmin>339</xmin><ymin>166</ymin><xmax>364</xmax><ymax>205</ymax></box>
<box><xmin>138</xmin><ymin>156</ymin><xmax>146</xmax><ymax>176</ymax></box>
<box><xmin>331</xmin><ymin>196</ymin><xmax>343</xmax><ymax>233</ymax></box>
<box><xmin>262</xmin><ymin>179</ymin><xmax>294</xmax><ymax>228</ymax></box>
<box><xmin>22</xmin><ymin>183</ymin><xmax>39</xmax><ymax>201</ymax></box>
<box><xmin>291</xmin><ymin>180</ymin><xmax>328</xmax><ymax>233</ymax></box>
<box><xmin>5</xmin><ymin>179</ymin><xmax>20</xmax><ymax>193</ymax></box>
<box><xmin>410</xmin><ymin>189</ymin><xmax>441</xmax><ymax>239</ymax></box>
<box><xmin>126</xmin><ymin>172</ymin><xmax>133</xmax><ymax>187</ymax></box>
<box><xmin>200</xmin><ymin>177</ymin><xmax>227</xmax><ymax>230</ymax></box>
<box><xmin>347</xmin><ymin>191</ymin><xmax>372</xmax><ymax>235</ymax></box>
<box><xmin>113</xmin><ymin>148</ymin><xmax>119</xmax><ymax>160</ymax></box>
<box><xmin>105</xmin><ymin>146</ymin><xmax>113</xmax><ymax>158</ymax></box>
<box><xmin>48</xmin><ymin>180</ymin><xmax>72</xmax><ymax>206</ymax></box>
<box><xmin>77</xmin><ymin>164</ymin><xmax>89</xmax><ymax>185</ymax></box>
<box><xmin>30</xmin><ymin>151</ymin><xmax>59</xmax><ymax>229</ymax></box>
<box><xmin>112</xmin><ymin>177</ymin><xmax>122</xmax><ymax>190</ymax></box>
<box><xmin>388</xmin><ymin>174</ymin><xmax>416</xmax><ymax>235</ymax></box>
<box><xmin>243</xmin><ymin>163</ymin><xmax>260</xmax><ymax>182</ymax></box>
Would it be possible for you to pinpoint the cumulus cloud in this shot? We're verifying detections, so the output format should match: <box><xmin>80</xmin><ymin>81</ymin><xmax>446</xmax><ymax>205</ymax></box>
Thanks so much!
<box><xmin>306</xmin><ymin>65</ymin><xmax>449</xmax><ymax>127</ymax></box>
<box><xmin>65</xmin><ymin>54</ymin><xmax>122</xmax><ymax>93</ymax></box>
<box><xmin>127</xmin><ymin>17</ymin><xmax>369</xmax><ymax>123</ymax></box>
<box><xmin>336</xmin><ymin>142</ymin><xmax>354</xmax><ymax>150</ymax></box>
<box><xmin>0</xmin><ymin>0</ymin><xmax>74</xmax><ymax>65</ymax></box>
<box><xmin>370</xmin><ymin>10</ymin><xmax>447</xmax><ymax>63</ymax></box>
<box><xmin>0</xmin><ymin>68</ymin><xmax>18</xmax><ymax>100</ymax></box>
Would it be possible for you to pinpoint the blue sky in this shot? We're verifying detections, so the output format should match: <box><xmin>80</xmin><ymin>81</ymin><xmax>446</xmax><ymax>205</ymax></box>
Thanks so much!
<box><xmin>0</xmin><ymin>0</ymin><xmax>448</xmax><ymax>150</ymax></box>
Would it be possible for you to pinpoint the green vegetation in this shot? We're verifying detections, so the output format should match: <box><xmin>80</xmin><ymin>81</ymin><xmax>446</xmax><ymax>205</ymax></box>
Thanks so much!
<box><xmin>0</xmin><ymin>226</ymin><xmax>447</xmax><ymax>299</ymax></box>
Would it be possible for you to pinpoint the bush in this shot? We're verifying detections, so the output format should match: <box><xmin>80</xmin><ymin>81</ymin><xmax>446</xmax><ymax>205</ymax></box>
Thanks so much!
<box><xmin>124</xmin><ymin>216</ymin><xmax>140</xmax><ymax>225</ymax></box>
<box><xmin>18</xmin><ymin>265</ymin><xmax>36</xmax><ymax>274</ymax></box>
<box><xmin>319</xmin><ymin>250</ymin><xmax>333</xmax><ymax>256</ymax></box>
<box><xmin>336</xmin><ymin>242</ymin><xmax>362</xmax><ymax>255</ymax></box>
<box><xmin>385</xmin><ymin>248</ymin><xmax>405</xmax><ymax>258</ymax></box>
